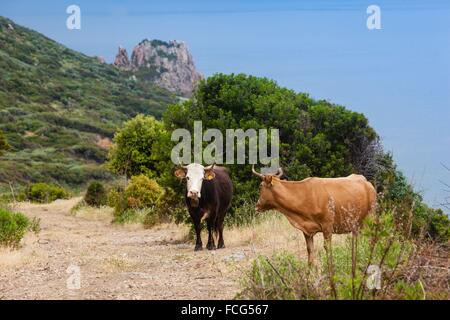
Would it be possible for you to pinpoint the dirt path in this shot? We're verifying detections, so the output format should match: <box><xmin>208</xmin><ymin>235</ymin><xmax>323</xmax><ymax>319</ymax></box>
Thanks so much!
<box><xmin>0</xmin><ymin>198</ymin><xmax>311</xmax><ymax>300</ymax></box>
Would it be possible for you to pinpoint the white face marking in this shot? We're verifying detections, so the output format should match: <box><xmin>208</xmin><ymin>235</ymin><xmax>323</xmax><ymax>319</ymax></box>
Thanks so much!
<box><xmin>185</xmin><ymin>163</ymin><xmax>205</xmax><ymax>199</ymax></box>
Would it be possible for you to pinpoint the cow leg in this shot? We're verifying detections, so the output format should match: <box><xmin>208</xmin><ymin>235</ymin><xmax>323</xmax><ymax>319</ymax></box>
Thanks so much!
<box><xmin>206</xmin><ymin>218</ymin><xmax>216</xmax><ymax>250</ymax></box>
<box><xmin>216</xmin><ymin>211</ymin><xmax>225</xmax><ymax>249</ymax></box>
<box><xmin>303</xmin><ymin>232</ymin><xmax>315</xmax><ymax>266</ymax></box>
<box><xmin>217</xmin><ymin>223</ymin><xmax>225</xmax><ymax>249</ymax></box>
<box><xmin>192</xmin><ymin>215</ymin><xmax>203</xmax><ymax>251</ymax></box>
<box><xmin>351</xmin><ymin>231</ymin><xmax>359</xmax><ymax>299</ymax></box>
<box><xmin>323</xmin><ymin>232</ymin><xmax>337</xmax><ymax>298</ymax></box>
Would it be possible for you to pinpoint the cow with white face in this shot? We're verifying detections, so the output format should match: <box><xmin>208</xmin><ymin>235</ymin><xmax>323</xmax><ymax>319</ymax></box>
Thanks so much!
<box><xmin>182</xmin><ymin>163</ymin><xmax>215</xmax><ymax>205</ymax></box>
<box><xmin>175</xmin><ymin>163</ymin><xmax>233</xmax><ymax>251</ymax></box>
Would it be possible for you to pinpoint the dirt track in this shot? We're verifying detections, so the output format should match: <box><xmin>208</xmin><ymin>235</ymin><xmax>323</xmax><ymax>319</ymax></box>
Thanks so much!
<box><xmin>0</xmin><ymin>198</ymin><xmax>311</xmax><ymax>300</ymax></box>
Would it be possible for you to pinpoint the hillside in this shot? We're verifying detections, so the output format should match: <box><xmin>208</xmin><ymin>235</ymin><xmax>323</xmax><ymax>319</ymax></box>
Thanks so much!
<box><xmin>0</xmin><ymin>17</ymin><xmax>176</xmax><ymax>189</ymax></box>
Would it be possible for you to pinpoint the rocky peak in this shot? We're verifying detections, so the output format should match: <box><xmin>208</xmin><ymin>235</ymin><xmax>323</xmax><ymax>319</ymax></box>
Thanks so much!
<box><xmin>113</xmin><ymin>46</ymin><xmax>131</xmax><ymax>69</ymax></box>
<box><xmin>114</xmin><ymin>39</ymin><xmax>202</xmax><ymax>97</ymax></box>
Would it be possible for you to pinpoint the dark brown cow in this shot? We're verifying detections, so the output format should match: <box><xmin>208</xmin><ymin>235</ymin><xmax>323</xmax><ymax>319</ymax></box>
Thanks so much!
<box><xmin>175</xmin><ymin>163</ymin><xmax>233</xmax><ymax>251</ymax></box>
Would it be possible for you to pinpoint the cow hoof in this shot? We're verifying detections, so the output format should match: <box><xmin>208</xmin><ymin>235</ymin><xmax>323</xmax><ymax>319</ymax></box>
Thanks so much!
<box><xmin>206</xmin><ymin>243</ymin><xmax>216</xmax><ymax>250</ymax></box>
<box><xmin>218</xmin><ymin>244</ymin><xmax>225</xmax><ymax>249</ymax></box>
<box><xmin>194</xmin><ymin>245</ymin><xmax>203</xmax><ymax>251</ymax></box>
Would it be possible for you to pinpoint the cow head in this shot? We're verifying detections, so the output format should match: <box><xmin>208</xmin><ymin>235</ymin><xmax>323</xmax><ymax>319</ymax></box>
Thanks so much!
<box><xmin>252</xmin><ymin>165</ymin><xmax>283</xmax><ymax>212</ymax></box>
<box><xmin>174</xmin><ymin>163</ymin><xmax>215</xmax><ymax>206</ymax></box>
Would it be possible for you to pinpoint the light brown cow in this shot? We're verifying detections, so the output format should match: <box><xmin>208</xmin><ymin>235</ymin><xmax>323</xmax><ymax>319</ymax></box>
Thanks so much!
<box><xmin>252</xmin><ymin>166</ymin><xmax>377</xmax><ymax>265</ymax></box>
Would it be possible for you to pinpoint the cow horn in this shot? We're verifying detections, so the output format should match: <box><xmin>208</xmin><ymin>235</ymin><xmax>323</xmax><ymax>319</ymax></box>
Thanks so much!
<box><xmin>274</xmin><ymin>167</ymin><xmax>284</xmax><ymax>178</ymax></box>
<box><xmin>252</xmin><ymin>165</ymin><xmax>264</xmax><ymax>179</ymax></box>
<box><xmin>204</xmin><ymin>163</ymin><xmax>215</xmax><ymax>170</ymax></box>
<box><xmin>178</xmin><ymin>163</ymin><xmax>188</xmax><ymax>169</ymax></box>
<box><xmin>176</xmin><ymin>156</ymin><xmax>188</xmax><ymax>169</ymax></box>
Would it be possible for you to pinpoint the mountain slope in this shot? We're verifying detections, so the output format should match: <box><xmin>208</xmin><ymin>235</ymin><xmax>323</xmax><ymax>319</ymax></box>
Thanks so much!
<box><xmin>0</xmin><ymin>16</ymin><xmax>176</xmax><ymax>188</ymax></box>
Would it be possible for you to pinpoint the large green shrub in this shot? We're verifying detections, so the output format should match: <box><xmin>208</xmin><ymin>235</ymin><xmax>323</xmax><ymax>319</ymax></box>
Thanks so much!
<box><xmin>84</xmin><ymin>181</ymin><xmax>107</xmax><ymax>207</ymax></box>
<box><xmin>24</xmin><ymin>182</ymin><xmax>69</xmax><ymax>203</ymax></box>
<box><xmin>381</xmin><ymin>170</ymin><xmax>450</xmax><ymax>242</ymax></box>
<box><xmin>107</xmin><ymin>74</ymin><xmax>381</xmax><ymax>225</ymax></box>
<box><xmin>107</xmin><ymin>115</ymin><xmax>171</xmax><ymax>180</ymax></box>
<box><xmin>163</xmin><ymin>74</ymin><xmax>380</xmax><ymax>221</ymax></box>
<box><xmin>104</xmin><ymin>73</ymin><xmax>449</xmax><ymax>237</ymax></box>
<box><xmin>124</xmin><ymin>174</ymin><xmax>165</xmax><ymax>209</ymax></box>
<box><xmin>0</xmin><ymin>208</ymin><xmax>29</xmax><ymax>247</ymax></box>
<box><xmin>109</xmin><ymin>175</ymin><xmax>167</xmax><ymax>226</ymax></box>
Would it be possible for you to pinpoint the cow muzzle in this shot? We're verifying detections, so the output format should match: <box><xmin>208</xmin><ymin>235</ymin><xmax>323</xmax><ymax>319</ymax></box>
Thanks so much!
<box><xmin>187</xmin><ymin>190</ymin><xmax>200</xmax><ymax>199</ymax></box>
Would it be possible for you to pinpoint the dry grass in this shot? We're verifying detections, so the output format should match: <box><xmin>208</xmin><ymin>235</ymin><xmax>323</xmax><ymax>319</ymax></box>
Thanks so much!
<box><xmin>225</xmin><ymin>211</ymin><xmax>347</xmax><ymax>257</ymax></box>
<box><xmin>1</xmin><ymin>198</ymin><xmax>349</xmax><ymax>299</ymax></box>
<box><xmin>102</xmin><ymin>255</ymin><xmax>141</xmax><ymax>273</ymax></box>
<box><xmin>69</xmin><ymin>203</ymin><xmax>337</xmax><ymax>260</ymax></box>
<box><xmin>71</xmin><ymin>205</ymin><xmax>114</xmax><ymax>222</ymax></box>
<box><xmin>0</xmin><ymin>233</ymin><xmax>43</xmax><ymax>269</ymax></box>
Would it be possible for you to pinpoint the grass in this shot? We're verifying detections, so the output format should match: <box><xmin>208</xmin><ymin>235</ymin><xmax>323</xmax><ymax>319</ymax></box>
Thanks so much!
<box><xmin>102</xmin><ymin>255</ymin><xmax>140</xmax><ymax>273</ymax></box>
<box><xmin>236</xmin><ymin>208</ymin><xmax>449</xmax><ymax>300</ymax></box>
<box><xmin>0</xmin><ymin>206</ymin><xmax>39</xmax><ymax>248</ymax></box>
<box><xmin>70</xmin><ymin>200</ymin><xmax>114</xmax><ymax>222</ymax></box>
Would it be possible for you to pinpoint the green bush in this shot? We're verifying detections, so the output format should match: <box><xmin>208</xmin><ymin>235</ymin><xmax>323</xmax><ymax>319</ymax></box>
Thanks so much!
<box><xmin>107</xmin><ymin>115</ymin><xmax>170</xmax><ymax>179</ymax></box>
<box><xmin>84</xmin><ymin>181</ymin><xmax>107</xmax><ymax>207</ymax></box>
<box><xmin>113</xmin><ymin>208</ymin><xmax>146</xmax><ymax>224</ymax></box>
<box><xmin>107</xmin><ymin>186</ymin><xmax>124</xmax><ymax>209</ymax></box>
<box><xmin>109</xmin><ymin>175</ymin><xmax>167</xmax><ymax>226</ymax></box>
<box><xmin>163</xmin><ymin>74</ymin><xmax>379</xmax><ymax>219</ymax></box>
<box><xmin>124</xmin><ymin>174</ymin><xmax>165</xmax><ymax>209</ymax></box>
<box><xmin>107</xmin><ymin>73</ymin><xmax>383</xmax><ymax>226</ymax></box>
<box><xmin>237</xmin><ymin>251</ymin><xmax>308</xmax><ymax>300</ymax></box>
<box><xmin>24</xmin><ymin>182</ymin><xmax>69</xmax><ymax>203</ymax></box>
<box><xmin>427</xmin><ymin>208</ymin><xmax>450</xmax><ymax>242</ymax></box>
<box><xmin>238</xmin><ymin>210</ymin><xmax>444</xmax><ymax>300</ymax></box>
<box><xmin>0</xmin><ymin>208</ymin><xmax>30</xmax><ymax>247</ymax></box>
<box><xmin>381</xmin><ymin>170</ymin><xmax>450</xmax><ymax>243</ymax></box>
<box><xmin>321</xmin><ymin>211</ymin><xmax>415</xmax><ymax>300</ymax></box>
<box><xmin>225</xmin><ymin>199</ymin><xmax>260</xmax><ymax>227</ymax></box>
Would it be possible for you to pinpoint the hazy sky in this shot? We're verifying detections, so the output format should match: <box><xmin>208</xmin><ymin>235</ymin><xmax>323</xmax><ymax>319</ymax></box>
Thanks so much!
<box><xmin>2</xmin><ymin>0</ymin><xmax>450</xmax><ymax>209</ymax></box>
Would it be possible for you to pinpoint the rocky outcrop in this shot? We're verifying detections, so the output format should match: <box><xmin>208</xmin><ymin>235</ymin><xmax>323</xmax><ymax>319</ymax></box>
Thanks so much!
<box><xmin>113</xmin><ymin>46</ymin><xmax>131</xmax><ymax>69</ymax></box>
<box><xmin>113</xmin><ymin>40</ymin><xmax>202</xmax><ymax>97</ymax></box>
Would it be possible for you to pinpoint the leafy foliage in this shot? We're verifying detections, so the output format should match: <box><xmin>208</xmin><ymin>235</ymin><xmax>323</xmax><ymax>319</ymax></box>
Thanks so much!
<box><xmin>381</xmin><ymin>169</ymin><xmax>450</xmax><ymax>242</ymax></box>
<box><xmin>124</xmin><ymin>174</ymin><xmax>165</xmax><ymax>209</ymax></box>
<box><xmin>0</xmin><ymin>208</ymin><xmax>30</xmax><ymax>247</ymax></box>
<box><xmin>163</xmin><ymin>73</ymin><xmax>380</xmax><ymax>219</ymax></box>
<box><xmin>24</xmin><ymin>182</ymin><xmax>69</xmax><ymax>203</ymax></box>
<box><xmin>108</xmin><ymin>175</ymin><xmax>169</xmax><ymax>227</ymax></box>
<box><xmin>107</xmin><ymin>73</ymin><xmax>448</xmax><ymax>238</ymax></box>
<box><xmin>107</xmin><ymin>115</ymin><xmax>171</xmax><ymax>180</ymax></box>
<box><xmin>238</xmin><ymin>209</ymin><xmax>447</xmax><ymax>300</ymax></box>
<box><xmin>84</xmin><ymin>181</ymin><xmax>107</xmax><ymax>207</ymax></box>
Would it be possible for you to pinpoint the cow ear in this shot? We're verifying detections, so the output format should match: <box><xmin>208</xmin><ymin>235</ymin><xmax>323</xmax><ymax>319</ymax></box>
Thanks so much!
<box><xmin>204</xmin><ymin>170</ymin><xmax>215</xmax><ymax>181</ymax></box>
<box><xmin>174</xmin><ymin>168</ymin><xmax>186</xmax><ymax>179</ymax></box>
